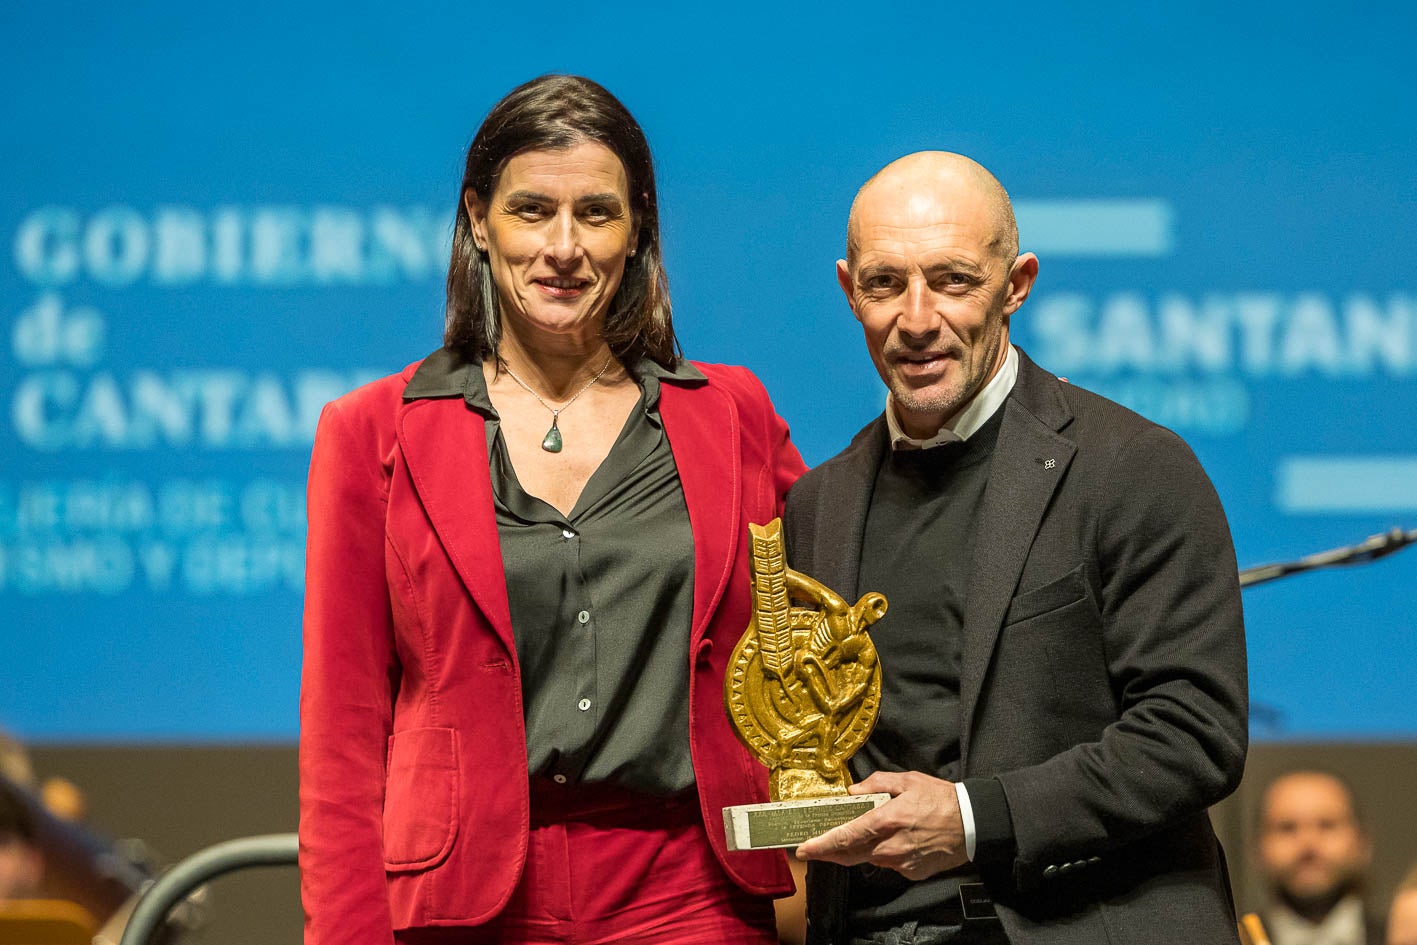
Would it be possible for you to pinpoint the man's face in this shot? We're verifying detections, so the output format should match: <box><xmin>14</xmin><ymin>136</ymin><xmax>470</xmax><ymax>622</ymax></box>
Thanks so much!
<box><xmin>837</xmin><ymin>182</ymin><xmax>1035</xmax><ymax>439</ymax></box>
<box><xmin>1257</xmin><ymin>773</ymin><xmax>1371</xmax><ymax>911</ymax></box>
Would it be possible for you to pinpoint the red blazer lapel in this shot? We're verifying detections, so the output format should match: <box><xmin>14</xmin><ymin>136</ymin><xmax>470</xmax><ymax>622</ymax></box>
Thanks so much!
<box><xmin>397</xmin><ymin>397</ymin><xmax>517</xmax><ymax>656</ymax></box>
<box><xmin>659</xmin><ymin>380</ymin><xmax>740</xmax><ymax>646</ymax></box>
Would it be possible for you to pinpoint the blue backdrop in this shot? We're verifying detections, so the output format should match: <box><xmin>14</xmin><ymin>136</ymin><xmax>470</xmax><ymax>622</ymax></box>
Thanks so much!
<box><xmin>3</xmin><ymin>3</ymin><xmax>1414</xmax><ymax>741</ymax></box>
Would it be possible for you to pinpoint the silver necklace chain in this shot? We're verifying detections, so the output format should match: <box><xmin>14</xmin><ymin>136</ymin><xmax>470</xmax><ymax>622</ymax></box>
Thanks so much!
<box><xmin>498</xmin><ymin>353</ymin><xmax>615</xmax><ymax>423</ymax></box>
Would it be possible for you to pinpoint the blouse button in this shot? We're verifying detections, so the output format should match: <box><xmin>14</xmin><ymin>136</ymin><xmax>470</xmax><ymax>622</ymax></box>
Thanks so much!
<box><xmin>578</xmin><ymin>698</ymin><xmax>592</xmax><ymax>711</ymax></box>
<box><xmin>577</xmin><ymin>610</ymin><xmax>590</xmax><ymax>624</ymax></box>
<box><xmin>553</xmin><ymin>774</ymin><xmax>567</xmax><ymax>784</ymax></box>
<box><xmin>561</xmin><ymin>528</ymin><xmax>576</xmax><ymax>540</ymax></box>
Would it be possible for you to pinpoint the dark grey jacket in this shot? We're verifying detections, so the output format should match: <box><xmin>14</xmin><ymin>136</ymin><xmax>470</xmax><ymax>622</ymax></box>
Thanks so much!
<box><xmin>785</xmin><ymin>348</ymin><xmax>1248</xmax><ymax>945</ymax></box>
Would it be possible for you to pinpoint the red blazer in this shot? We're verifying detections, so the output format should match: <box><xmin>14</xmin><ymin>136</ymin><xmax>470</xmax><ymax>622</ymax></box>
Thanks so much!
<box><xmin>299</xmin><ymin>356</ymin><xmax>805</xmax><ymax>942</ymax></box>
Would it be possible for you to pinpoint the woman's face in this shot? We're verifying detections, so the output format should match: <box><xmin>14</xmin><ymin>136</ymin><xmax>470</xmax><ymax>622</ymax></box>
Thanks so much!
<box><xmin>467</xmin><ymin>141</ymin><xmax>639</xmax><ymax>349</ymax></box>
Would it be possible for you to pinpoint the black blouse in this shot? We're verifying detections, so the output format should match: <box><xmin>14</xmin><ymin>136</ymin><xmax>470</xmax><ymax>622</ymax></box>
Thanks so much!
<box><xmin>403</xmin><ymin>350</ymin><xmax>706</xmax><ymax>795</ymax></box>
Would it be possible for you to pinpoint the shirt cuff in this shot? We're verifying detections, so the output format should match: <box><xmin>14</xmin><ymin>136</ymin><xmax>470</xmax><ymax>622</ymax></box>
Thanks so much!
<box><xmin>954</xmin><ymin>780</ymin><xmax>977</xmax><ymax>862</ymax></box>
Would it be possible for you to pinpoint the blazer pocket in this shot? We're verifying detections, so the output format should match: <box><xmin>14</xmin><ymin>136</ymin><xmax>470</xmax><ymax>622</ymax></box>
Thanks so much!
<box><xmin>383</xmin><ymin>726</ymin><xmax>460</xmax><ymax>871</ymax></box>
<box><xmin>1004</xmin><ymin>565</ymin><xmax>1088</xmax><ymax>626</ymax></box>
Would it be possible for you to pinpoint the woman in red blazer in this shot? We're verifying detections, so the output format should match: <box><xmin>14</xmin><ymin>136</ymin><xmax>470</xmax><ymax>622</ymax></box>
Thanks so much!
<box><xmin>299</xmin><ymin>75</ymin><xmax>805</xmax><ymax>944</ymax></box>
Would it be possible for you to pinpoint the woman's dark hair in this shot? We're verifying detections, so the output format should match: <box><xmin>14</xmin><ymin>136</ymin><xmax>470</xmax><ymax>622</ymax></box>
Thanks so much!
<box><xmin>443</xmin><ymin>75</ymin><xmax>679</xmax><ymax>366</ymax></box>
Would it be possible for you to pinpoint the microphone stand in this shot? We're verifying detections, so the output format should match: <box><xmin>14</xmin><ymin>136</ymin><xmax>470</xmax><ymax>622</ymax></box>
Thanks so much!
<box><xmin>1239</xmin><ymin>527</ymin><xmax>1417</xmax><ymax>588</ymax></box>
<box><xmin>1238</xmin><ymin>526</ymin><xmax>1415</xmax><ymax>734</ymax></box>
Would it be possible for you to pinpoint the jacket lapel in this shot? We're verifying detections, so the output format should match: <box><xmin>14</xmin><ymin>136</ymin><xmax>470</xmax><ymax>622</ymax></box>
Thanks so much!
<box><xmin>959</xmin><ymin>354</ymin><xmax>1075</xmax><ymax>762</ymax></box>
<box><xmin>810</xmin><ymin>419</ymin><xmax>887</xmax><ymax>597</ymax></box>
<box><xmin>397</xmin><ymin>397</ymin><xmax>517</xmax><ymax>656</ymax></box>
<box><xmin>659</xmin><ymin>381</ymin><xmax>739</xmax><ymax>645</ymax></box>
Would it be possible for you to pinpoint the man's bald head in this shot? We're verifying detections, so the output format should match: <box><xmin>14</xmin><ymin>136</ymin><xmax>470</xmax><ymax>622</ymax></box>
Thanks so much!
<box><xmin>834</xmin><ymin>150</ymin><xmax>1039</xmax><ymax>440</ymax></box>
<box><xmin>845</xmin><ymin>151</ymin><xmax>1019</xmax><ymax>270</ymax></box>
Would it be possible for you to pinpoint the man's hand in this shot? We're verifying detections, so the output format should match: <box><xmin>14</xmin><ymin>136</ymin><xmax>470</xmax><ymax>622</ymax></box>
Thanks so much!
<box><xmin>794</xmin><ymin>770</ymin><xmax>968</xmax><ymax>880</ymax></box>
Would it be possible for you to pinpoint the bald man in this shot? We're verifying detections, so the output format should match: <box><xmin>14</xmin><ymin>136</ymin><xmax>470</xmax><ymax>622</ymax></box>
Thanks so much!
<box><xmin>783</xmin><ymin>152</ymin><xmax>1248</xmax><ymax>944</ymax></box>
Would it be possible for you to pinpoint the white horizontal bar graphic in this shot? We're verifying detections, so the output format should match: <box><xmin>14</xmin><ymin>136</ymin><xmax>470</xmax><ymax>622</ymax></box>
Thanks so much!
<box><xmin>1015</xmin><ymin>199</ymin><xmax>1174</xmax><ymax>257</ymax></box>
<box><xmin>1276</xmin><ymin>456</ymin><xmax>1417</xmax><ymax>513</ymax></box>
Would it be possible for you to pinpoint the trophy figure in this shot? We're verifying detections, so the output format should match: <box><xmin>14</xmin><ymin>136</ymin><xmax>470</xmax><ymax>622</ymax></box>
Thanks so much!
<box><xmin>723</xmin><ymin>518</ymin><xmax>891</xmax><ymax>851</ymax></box>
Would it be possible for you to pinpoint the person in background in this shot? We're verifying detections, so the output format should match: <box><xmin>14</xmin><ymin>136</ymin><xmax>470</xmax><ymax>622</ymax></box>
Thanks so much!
<box><xmin>1386</xmin><ymin>866</ymin><xmax>1417</xmax><ymax>945</ymax></box>
<box><xmin>0</xmin><ymin>786</ymin><xmax>43</xmax><ymax>901</ymax></box>
<box><xmin>0</xmin><ymin>729</ymin><xmax>43</xmax><ymax>902</ymax></box>
<box><xmin>1257</xmin><ymin>769</ymin><xmax>1382</xmax><ymax>945</ymax></box>
<box><xmin>299</xmin><ymin>74</ymin><xmax>805</xmax><ymax>945</ymax></box>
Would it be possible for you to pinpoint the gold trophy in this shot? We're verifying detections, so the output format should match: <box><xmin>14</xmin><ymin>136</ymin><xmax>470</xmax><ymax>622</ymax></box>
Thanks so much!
<box><xmin>723</xmin><ymin>518</ymin><xmax>891</xmax><ymax>850</ymax></box>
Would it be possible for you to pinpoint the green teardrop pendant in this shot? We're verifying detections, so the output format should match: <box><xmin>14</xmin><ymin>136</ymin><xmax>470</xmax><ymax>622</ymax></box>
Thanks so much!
<box><xmin>541</xmin><ymin>418</ymin><xmax>563</xmax><ymax>452</ymax></box>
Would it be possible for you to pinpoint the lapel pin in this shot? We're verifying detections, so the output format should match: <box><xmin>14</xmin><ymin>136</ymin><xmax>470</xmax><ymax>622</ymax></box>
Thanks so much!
<box><xmin>1044</xmin><ymin>458</ymin><xmax>1056</xmax><ymax>469</ymax></box>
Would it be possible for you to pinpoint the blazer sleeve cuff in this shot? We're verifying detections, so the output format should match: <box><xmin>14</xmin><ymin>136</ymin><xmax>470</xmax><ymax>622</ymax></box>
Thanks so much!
<box><xmin>962</xmin><ymin>776</ymin><xmax>1017</xmax><ymax>867</ymax></box>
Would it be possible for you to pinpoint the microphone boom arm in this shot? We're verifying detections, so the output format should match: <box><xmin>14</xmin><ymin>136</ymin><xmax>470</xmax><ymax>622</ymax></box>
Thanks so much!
<box><xmin>1239</xmin><ymin>527</ymin><xmax>1417</xmax><ymax>588</ymax></box>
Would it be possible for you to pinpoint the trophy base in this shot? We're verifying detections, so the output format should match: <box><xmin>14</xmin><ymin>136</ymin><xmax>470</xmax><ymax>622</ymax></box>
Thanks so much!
<box><xmin>723</xmin><ymin>793</ymin><xmax>891</xmax><ymax>851</ymax></box>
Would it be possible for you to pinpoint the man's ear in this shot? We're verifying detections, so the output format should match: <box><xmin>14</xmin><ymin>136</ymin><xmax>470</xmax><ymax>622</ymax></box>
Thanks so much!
<box><xmin>464</xmin><ymin>189</ymin><xmax>488</xmax><ymax>250</ymax></box>
<box><xmin>1003</xmin><ymin>252</ymin><xmax>1039</xmax><ymax>315</ymax></box>
<box><xmin>836</xmin><ymin>259</ymin><xmax>860</xmax><ymax>320</ymax></box>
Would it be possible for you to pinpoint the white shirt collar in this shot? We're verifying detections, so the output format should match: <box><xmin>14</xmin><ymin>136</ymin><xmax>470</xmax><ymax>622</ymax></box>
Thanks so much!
<box><xmin>886</xmin><ymin>345</ymin><xmax>1019</xmax><ymax>450</ymax></box>
<box><xmin>1266</xmin><ymin>896</ymin><xmax>1368</xmax><ymax>945</ymax></box>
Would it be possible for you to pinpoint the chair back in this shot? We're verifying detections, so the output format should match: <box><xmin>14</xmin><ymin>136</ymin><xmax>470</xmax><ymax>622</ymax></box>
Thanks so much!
<box><xmin>0</xmin><ymin>899</ymin><xmax>97</xmax><ymax>945</ymax></box>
